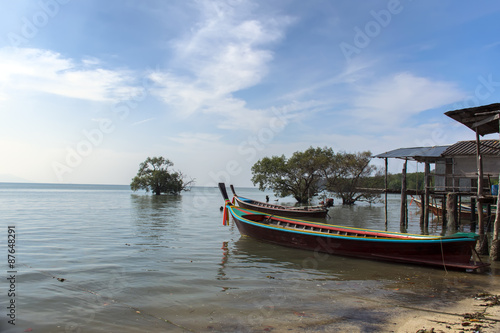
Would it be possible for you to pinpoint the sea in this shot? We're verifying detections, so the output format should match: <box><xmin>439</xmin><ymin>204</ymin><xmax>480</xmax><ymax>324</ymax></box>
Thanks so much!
<box><xmin>1</xmin><ymin>183</ymin><xmax>499</xmax><ymax>333</ymax></box>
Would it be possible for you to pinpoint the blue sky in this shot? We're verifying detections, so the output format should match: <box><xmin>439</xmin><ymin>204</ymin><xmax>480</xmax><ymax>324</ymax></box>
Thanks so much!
<box><xmin>0</xmin><ymin>0</ymin><xmax>499</xmax><ymax>187</ymax></box>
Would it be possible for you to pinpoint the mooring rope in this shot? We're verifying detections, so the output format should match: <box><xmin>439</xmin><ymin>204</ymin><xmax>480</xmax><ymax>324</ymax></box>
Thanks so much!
<box><xmin>439</xmin><ymin>238</ymin><xmax>448</xmax><ymax>274</ymax></box>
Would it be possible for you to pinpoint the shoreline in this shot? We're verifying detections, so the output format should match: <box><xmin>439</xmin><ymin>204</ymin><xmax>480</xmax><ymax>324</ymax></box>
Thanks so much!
<box><xmin>390</xmin><ymin>289</ymin><xmax>500</xmax><ymax>333</ymax></box>
<box><xmin>252</xmin><ymin>281</ymin><xmax>500</xmax><ymax>333</ymax></box>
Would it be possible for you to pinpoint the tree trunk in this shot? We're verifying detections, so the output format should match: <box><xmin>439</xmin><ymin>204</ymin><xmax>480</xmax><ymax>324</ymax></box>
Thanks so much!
<box><xmin>295</xmin><ymin>196</ymin><xmax>309</xmax><ymax>204</ymax></box>
<box><xmin>342</xmin><ymin>199</ymin><xmax>355</xmax><ymax>205</ymax></box>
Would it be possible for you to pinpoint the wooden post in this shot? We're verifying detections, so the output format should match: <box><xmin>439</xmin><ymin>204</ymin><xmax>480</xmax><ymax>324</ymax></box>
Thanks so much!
<box><xmin>384</xmin><ymin>158</ymin><xmax>388</xmax><ymax>230</ymax></box>
<box><xmin>470</xmin><ymin>197</ymin><xmax>476</xmax><ymax>232</ymax></box>
<box><xmin>441</xmin><ymin>195</ymin><xmax>447</xmax><ymax>227</ymax></box>
<box><xmin>490</xmin><ymin>119</ymin><xmax>500</xmax><ymax>261</ymax></box>
<box><xmin>424</xmin><ymin>162</ymin><xmax>430</xmax><ymax>231</ymax></box>
<box><xmin>476</xmin><ymin>130</ymin><xmax>488</xmax><ymax>254</ymax></box>
<box><xmin>400</xmin><ymin>159</ymin><xmax>407</xmax><ymax>231</ymax></box>
<box><xmin>419</xmin><ymin>193</ymin><xmax>425</xmax><ymax>228</ymax></box>
<box><xmin>487</xmin><ymin>204</ymin><xmax>493</xmax><ymax>232</ymax></box>
<box><xmin>491</xmin><ymin>178</ymin><xmax>500</xmax><ymax>260</ymax></box>
<box><xmin>446</xmin><ymin>193</ymin><xmax>457</xmax><ymax>231</ymax></box>
<box><xmin>457</xmin><ymin>194</ymin><xmax>462</xmax><ymax>228</ymax></box>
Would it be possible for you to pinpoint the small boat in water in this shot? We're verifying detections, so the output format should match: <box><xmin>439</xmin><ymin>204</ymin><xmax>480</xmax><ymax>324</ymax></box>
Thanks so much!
<box><xmin>412</xmin><ymin>196</ymin><xmax>496</xmax><ymax>220</ymax></box>
<box><xmin>229</xmin><ymin>185</ymin><xmax>329</xmax><ymax>218</ymax></box>
<box><xmin>219</xmin><ymin>183</ymin><xmax>488</xmax><ymax>271</ymax></box>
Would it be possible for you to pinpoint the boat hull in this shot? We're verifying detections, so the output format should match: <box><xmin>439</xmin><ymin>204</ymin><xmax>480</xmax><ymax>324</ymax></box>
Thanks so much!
<box><xmin>235</xmin><ymin>196</ymin><xmax>329</xmax><ymax>218</ymax></box>
<box><xmin>413</xmin><ymin>198</ymin><xmax>471</xmax><ymax>219</ymax></box>
<box><xmin>218</xmin><ymin>183</ymin><xmax>488</xmax><ymax>271</ymax></box>
<box><xmin>413</xmin><ymin>197</ymin><xmax>496</xmax><ymax>220</ymax></box>
<box><xmin>228</xmin><ymin>207</ymin><xmax>486</xmax><ymax>271</ymax></box>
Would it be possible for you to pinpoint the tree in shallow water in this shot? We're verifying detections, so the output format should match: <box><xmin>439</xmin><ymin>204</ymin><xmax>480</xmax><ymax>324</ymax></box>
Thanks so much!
<box><xmin>322</xmin><ymin>151</ymin><xmax>379</xmax><ymax>205</ymax></box>
<box><xmin>130</xmin><ymin>157</ymin><xmax>194</xmax><ymax>195</ymax></box>
<box><xmin>251</xmin><ymin>147</ymin><xmax>332</xmax><ymax>204</ymax></box>
<box><xmin>251</xmin><ymin>147</ymin><xmax>380</xmax><ymax>205</ymax></box>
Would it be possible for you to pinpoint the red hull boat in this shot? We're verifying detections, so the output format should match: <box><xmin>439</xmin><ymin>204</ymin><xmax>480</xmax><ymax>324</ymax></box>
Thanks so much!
<box><xmin>229</xmin><ymin>185</ymin><xmax>329</xmax><ymax>218</ymax></box>
<box><xmin>219</xmin><ymin>183</ymin><xmax>488</xmax><ymax>271</ymax></box>
<box><xmin>412</xmin><ymin>196</ymin><xmax>496</xmax><ymax>220</ymax></box>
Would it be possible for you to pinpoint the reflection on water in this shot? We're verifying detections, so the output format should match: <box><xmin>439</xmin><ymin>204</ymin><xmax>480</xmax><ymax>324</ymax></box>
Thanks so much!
<box><xmin>130</xmin><ymin>194</ymin><xmax>184</xmax><ymax>246</ymax></box>
<box><xmin>131</xmin><ymin>193</ymin><xmax>183</xmax><ymax>221</ymax></box>
<box><xmin>1</xmin><ymin>185</ymin><xmax>499</xmax><ymax>333</ymax></box>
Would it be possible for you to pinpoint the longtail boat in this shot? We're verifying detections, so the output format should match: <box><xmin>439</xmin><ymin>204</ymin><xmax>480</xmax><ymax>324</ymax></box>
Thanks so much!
<box><xmin>229</xmin><ymin>184</ymin><xmax>329</xmax><ymax>218</ymax></box>
<box><xmin>219</xmin><ymin>183</ymin><xmax>488</xmax><ymax>271</ymax></box>
<box><xmin>412</xmin><ymin>196</ymin><xmax>496</xmax><ymax>220</ymax></box>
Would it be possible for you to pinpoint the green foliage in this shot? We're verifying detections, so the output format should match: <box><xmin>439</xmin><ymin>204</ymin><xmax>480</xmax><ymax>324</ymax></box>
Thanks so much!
<box><xmin>251</xmin><ymin>146</ymin><xmax>436</xmax><ymax>205</ymax></box>
<box><xmin>361</xmin><ymin>172</ymin><xmax>433</xmax><ymax>191</ymax></box>
<box><xmin>323</xmin><ymin>151</ymin><xmax>379</xmax><ymax>205</ymax></box>
<box><xmin>130</xmin><ymin>157</ymin><xmax>194</xmax><ymax>195</ymax></box>
<box><xmin>251</xmin><ymin>147</ymin><xmax>333</xmax><ymax>204</ymax></box>
<box><xmin>251</xmin><ymin>147</ymin><xmax>381</xmax><ymax>205</ymax></box>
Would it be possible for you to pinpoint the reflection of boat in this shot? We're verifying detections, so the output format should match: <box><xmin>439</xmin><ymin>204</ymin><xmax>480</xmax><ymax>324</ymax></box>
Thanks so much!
<box><xmin>229</xmin><ymin>185</ymin><xmax>329</xmax><ymax>218</ymax></box>
<box><xmin>412</xmin><ymin>197</ymin><xmax>496</xmax><ymax>220</ymax></box>
<box><xmin>219</xmin><ymin>183</ymin><xmax>488</xmax><ymax>271</ymax></box>
<box><xmin>231</xmin><ymin>236</ymin><xmax>410</xmax><ymax>279</ymax></box>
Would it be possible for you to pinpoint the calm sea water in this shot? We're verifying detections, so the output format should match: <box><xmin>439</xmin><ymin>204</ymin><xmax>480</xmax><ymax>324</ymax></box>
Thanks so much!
<box><xmin>1</xmin><ymin>183</ymin><xmax>499</xmax><ymax>333</ymax></box>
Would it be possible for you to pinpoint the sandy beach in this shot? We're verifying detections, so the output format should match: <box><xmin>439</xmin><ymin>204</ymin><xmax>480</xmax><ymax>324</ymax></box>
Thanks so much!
<box><xmin>391</xmin><ymin>291</ymin><xmax>500</xmax><ymax>333</ymax></box>
<box><xmin>251</xmin><ymin>276</ymin><xmax>500</xmax><ymax>333</ymax></box>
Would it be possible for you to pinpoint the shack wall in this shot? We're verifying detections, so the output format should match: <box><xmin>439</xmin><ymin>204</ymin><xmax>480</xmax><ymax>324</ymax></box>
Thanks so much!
<box><xmin>434</xmin><ymin>156</ymin><xmax>500</xmax><ymax>192</ymax></box>
<box><xmin>453</xmin><ymin>156</ymin><xmax>499</xmax><ymax>177</ymax></box>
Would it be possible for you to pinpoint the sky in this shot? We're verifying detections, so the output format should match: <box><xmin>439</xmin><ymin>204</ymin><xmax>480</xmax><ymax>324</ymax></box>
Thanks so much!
<box><xmin>0</xmin><ymin>0</ymin><xmax>499</xmax><ymax>187</ymax></box>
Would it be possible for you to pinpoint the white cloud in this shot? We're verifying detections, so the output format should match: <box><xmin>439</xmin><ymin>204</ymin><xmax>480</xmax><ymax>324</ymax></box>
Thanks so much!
<box><xmin>278</xmin><ymin>57</ymin><xmax>381</xmax><ymax>102</ymax></box>
<box><xmin>351</xmin><ymin>72</ymin><xmax>464</xmax><ymax>125</ymax></box>
<box><xmin>0</xmin><ymin>47</ymin><xmax>142</xmax><ymax>102</ymax></box>
<box><xmin>150</xmin><ymin>0</ymin><xmax>294</xmax><ymax>131</ymax></box>
<box><xmin>168</xmin><ymin>132</ymin><xmax>222</xmax><ymax>145</ymax></box>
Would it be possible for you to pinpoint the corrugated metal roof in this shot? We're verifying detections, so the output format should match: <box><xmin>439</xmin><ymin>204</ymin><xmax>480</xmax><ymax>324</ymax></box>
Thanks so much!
<box><xmin>441</xmin><ymin>139</ymin><xmax>500</xmax><ymax>156</ymax></box>
<box><xmin>445</xmin><ymin>103</ymin><xmax>500</xmax><ymax>136</ymax></box>
<box><xmin>375</xmin><ymin>146</ymin><xmax>450</xmax><ymax>160</ymax></box>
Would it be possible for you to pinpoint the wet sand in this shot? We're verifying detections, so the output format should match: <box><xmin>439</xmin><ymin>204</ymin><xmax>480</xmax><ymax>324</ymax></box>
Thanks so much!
<box><xmin>391</xmin><ymin>290</ymin><xmax>500</xmax><ymax>333</ymax></box>
<box><xmin>245</xmin><ymin>291</ymin><xmax>500</xmax><ymax>333</ymax></box>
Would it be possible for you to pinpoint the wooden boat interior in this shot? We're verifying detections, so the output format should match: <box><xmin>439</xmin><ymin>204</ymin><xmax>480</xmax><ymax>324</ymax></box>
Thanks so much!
<box><xmin>237</xmin><ymin>211</ymin><xmax>452</xmax><ymax>240</ymax></box>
